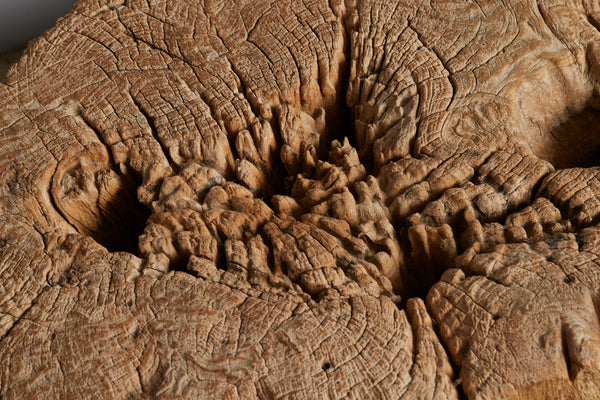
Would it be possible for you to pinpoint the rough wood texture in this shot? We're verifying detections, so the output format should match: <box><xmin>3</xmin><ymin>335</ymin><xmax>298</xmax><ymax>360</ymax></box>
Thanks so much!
<box><xmin>1</xmin><ymin>0</ymin><xmax>600</xmax><ymax>398</ymax></box>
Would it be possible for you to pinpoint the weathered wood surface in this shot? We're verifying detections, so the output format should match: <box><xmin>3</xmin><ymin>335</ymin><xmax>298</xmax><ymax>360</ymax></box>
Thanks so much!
<box><xmin>1</xmin><ymin>0</ymin><xmax>600</xmax><ymax>398</ymax></box>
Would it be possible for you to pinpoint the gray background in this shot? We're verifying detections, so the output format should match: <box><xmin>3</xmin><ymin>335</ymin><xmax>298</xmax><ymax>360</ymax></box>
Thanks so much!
<box><xmin>0</xmin><ymin>0</ymin><xmax>77</xmax><ymax>52</ymax></box>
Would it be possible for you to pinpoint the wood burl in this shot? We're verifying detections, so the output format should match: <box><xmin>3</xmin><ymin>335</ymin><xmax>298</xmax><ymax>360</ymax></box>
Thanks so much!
<box><xmin>1</xmin><ymin>0</ymin><xmax>600</xmax><ymax>399</ymax></box>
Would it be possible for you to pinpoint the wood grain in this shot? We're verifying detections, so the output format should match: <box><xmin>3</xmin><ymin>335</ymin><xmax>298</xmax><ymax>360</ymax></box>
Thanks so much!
<box><xmin>1</xmin><ymin>0</ymin><xmax>600</xmax><ymax>398</ymax></box>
